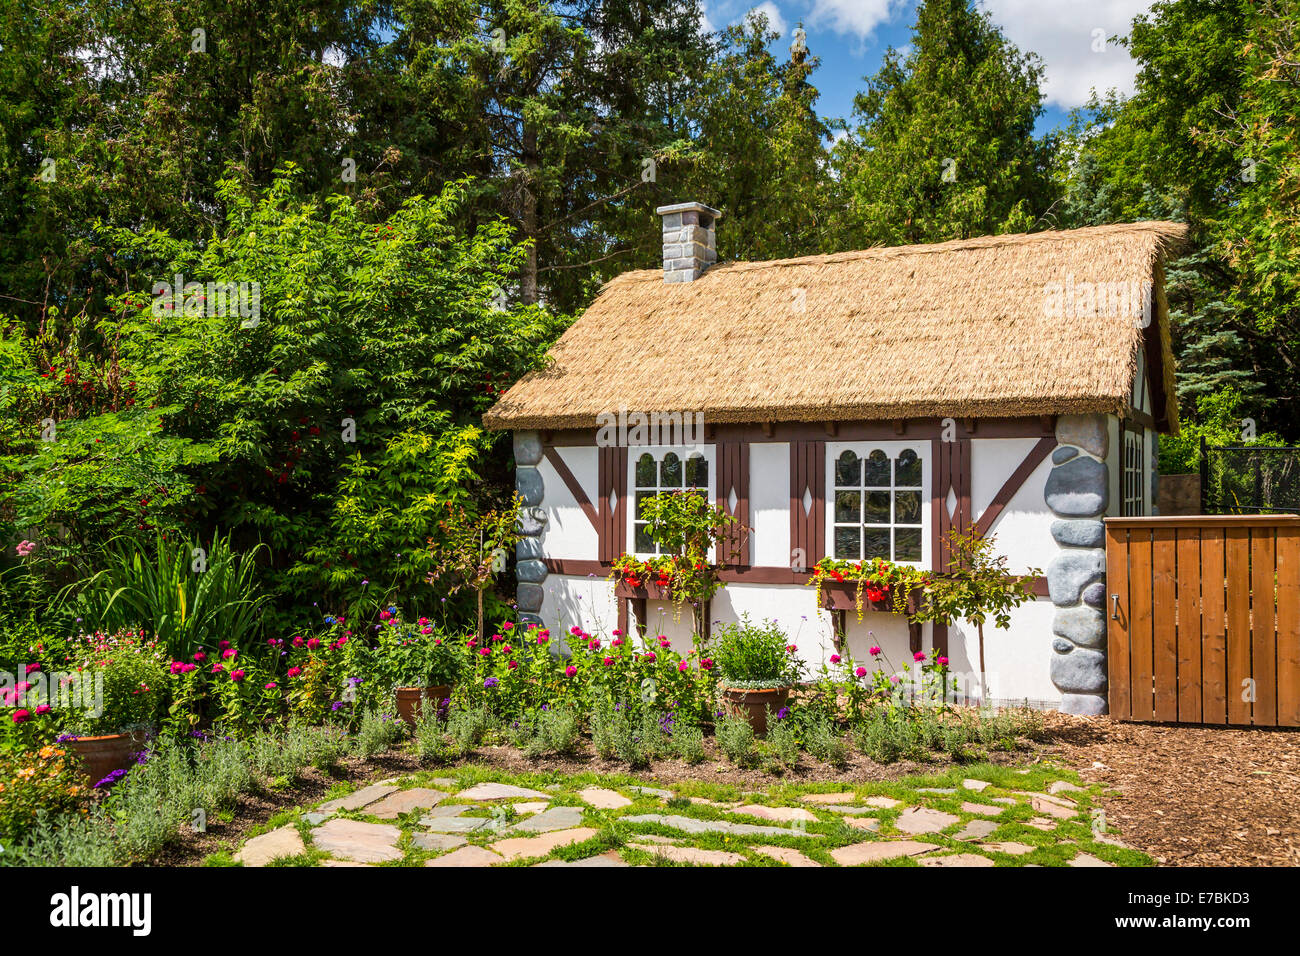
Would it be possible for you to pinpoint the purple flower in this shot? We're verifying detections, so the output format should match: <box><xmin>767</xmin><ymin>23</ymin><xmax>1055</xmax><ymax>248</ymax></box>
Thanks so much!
<box><xmin>484</xmin><ymin>677</ymin><xmax>499</xmax><ymax>688</ymax></box>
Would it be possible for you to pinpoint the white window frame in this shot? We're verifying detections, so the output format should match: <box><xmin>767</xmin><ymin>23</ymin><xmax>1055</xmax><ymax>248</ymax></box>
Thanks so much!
<box><xmin>825</xmin><ymin>441</ymin><xmax>930</xmax><ymax>568</ymax></box>
<box><xmin>627</xmin><ymin>445</ymin><xmax>717</xmax><ymax>558</ymax></box>
<box><xmin>1123</xmin><ymin>429</ymin><xmax>1145</xmax><ymax>517</ymax></box>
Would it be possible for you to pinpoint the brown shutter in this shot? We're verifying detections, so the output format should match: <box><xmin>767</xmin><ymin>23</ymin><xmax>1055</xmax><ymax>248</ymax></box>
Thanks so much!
<box><xmin>598</xmin><ymin>446</ymin><xmax>629</xmax><ymax>562</ymax></box>
<box><xmin>789</xmin><ymin>440</ymin><xmax>825</xmax><ymax>569</ymax></box>
<box><xmin>931</xmin><ymin>436</ymin><xmax>971</xmax><ymax>658</ymax></box>
<box><xmin>715</xmin><ymin>442</ymin><xmax>750</xmax><ymax>566</ymax></box>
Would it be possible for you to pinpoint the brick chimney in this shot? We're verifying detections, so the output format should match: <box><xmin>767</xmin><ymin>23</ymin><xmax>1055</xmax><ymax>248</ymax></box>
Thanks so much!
<box><xmin>656</xmin><ymin>202</ymin><xmax>721</xmax><ymax>282</ymax></box>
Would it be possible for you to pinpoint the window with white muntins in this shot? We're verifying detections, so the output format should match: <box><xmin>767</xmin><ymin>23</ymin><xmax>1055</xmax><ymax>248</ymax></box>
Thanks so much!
<box><xmin>827</xmin><ymin>443</ymin><xmax>927</xmax><ymax>565</ymax></box>
<box><xmin>1122</xmin><ymin>429</ymin><xmax>1145</xmax><ymax>516</ymax></box>
<box><xmin>630</xmin><ymin>447</ymin><xmax>714</xmax><ymax>556</ymax></box>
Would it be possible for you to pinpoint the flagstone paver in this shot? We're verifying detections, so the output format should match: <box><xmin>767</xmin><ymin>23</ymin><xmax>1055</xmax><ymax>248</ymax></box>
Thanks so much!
<box><xmin>507</xmin><ymin>806</ymin><xmax>585</xmax><ymax>833</ymax></box>
<box><xmin>831</xmin><ymin>840</ymin><xmax>937</xmax><ymax>865</ymax></box>
<box><xmin>954</xmin><ymin>819</ymin><xmax>999</xmax><ymax>841</ymax></box>
<box><xmin>1069</xmin><ymin>853</ymin><xmax>1114</xmax><ymax>867</ymax></box>
<box><xmin>992</xmin><ymin>797</ymin><xmax>1017</xmax><ymax>805</ymax></box>
<box><xmin>425</xmin><ymin>845</ymin><xmax>503</xmax><ymax>867</ymax></box>
<box><xmin>423</xmin><ymin>805</ymin><xmax>469</xmax><ymax>818</ymax></box>
<box><xmin>918</xmin><ymin>787</ymin><xmax>957</xmax><ymax>794</ymax></box>
<box><xmin>629</xmin><ymin>785</ymin><xmax>674</xmax><ymax>800</ymax></box>
<box><xmin>687</xmin><ymin>796</ymin><xmax>739</xmax><ymax>808</ymax></box>
<box><xmin>729</xmin><ymin>804</ymin><xmax>818</xmax><ymax>823</ymax></box>
<box><xmin>489</xmin><ymin>827</ymin><xmax>600</xmax><ymax>861</ymax></box>
<box><xmin>535</xmin><ymin>851</ymin><xmax>630</xmax><ymax>867</ymax></box>
<box><xmin>367</xmin><ymin>788</ymin><xmax>448</xmax><ymax>819</ymax></box>
<box><xmin>1049</xmin><ymin>781</ymin><xmax>1085</xmax><ymax>795</ymax></box>
<box><xmin>960</xmin><ymin>802</ymin><xmax>1004</xmax><ymax>817</ymax></box>
<box><xmin>410</xmin><ymin>832</ymin><xmax>468</xmax><ymax>852</ymax></box>
<box><xmin>820</xmin><ymin>804</ymin><xmax>882</xmax><ymax>815</ymax></box>
<box><xmin>895</xmin><ymin>807</ymin><xmax>960</xmax><ymax>834</ymax></box>
<box><xmin>844</xmin><ymin>817</ymin><xmax>881</xmax><ymax>832</ymax></box>
<box><xmin>456</xmin><ymin>782</ymin><xmax>551</xmax><ymax>801</ymax></box>
<box><xmin>920</xmin><ymin>853</ymin><xmax>995</xmax><ymax>867</ymax></box>
<box><xmin>319</xmin><ymin>783</ymin><xmax>399</xmax><ymax>813</ymax></box>
<box><xmin>578</xmin><ymin>787</ymin><xmax>633</xmax><ymax>810</ymax></box>
<box><xmin>236</xmin><ymin>826</ymin><xmax>305</xmax><ymax>866</ymax></box>
<box><xmin>962</xmin><ymin>779</ymin><xmax>991</xmax><ymax>792</ymax></box>
<box><xmin>302</xmin><ymin>812</ymin><xmax>331</xmax><ymax>826</ymax></box>
<box><xmin>512</xmin><ymin>801</ymin><xmax>550</xmax><ymax>815</ymax></box>
<box><xmin>621</xmin><ymin>813</ymin><xmax>815</xmax><ymax>839</ymax></box>
<box><xmin>321</xmin><ymin>860</ymin><xmax>373</xmax><ymax>867</ymax></box>
<box><xmin>800</xmin><ymin>792</ymin><xmax>858</xmax><ymax>804</ymax></box>
<box><xmin>311</xmin><ymin>818</ymin><xmax>403</xmax><ymax>863</ymax></box>
<box><xmin>754</xmin><ymin>846</ymin><xmax>821</xmax><ymax>867</ymax></box>
<box><xmin>1025</xmin><ymin>817</ymin><xmax>1057</xmax><ymax>831</ymax></box>
<box><xmin>982</xmin><ymin>842</ymin><xmax>1036</xmax><ymax>856</ymax></box>
<box><xmin>420</xmin><ymin>815</ymin><xmax>492</xmax><ymax>833</ymax></box>
<box><xmin>1032</xmin><ymin>795</ymin><xmax>1078</xmax><ymax>819</ymax></box>
<box><xmin>629</xmin><ymin>843</ymin><xmax>746</xmax><ymax>866</ymax></box>
<box><xmin>864</xmin><ymin>796</ymin><xmax>902</xmax><ymax>809</ymax></box>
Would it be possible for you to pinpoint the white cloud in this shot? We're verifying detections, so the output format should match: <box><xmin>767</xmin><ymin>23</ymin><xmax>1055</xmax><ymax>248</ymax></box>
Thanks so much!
<box><xmin>809</xmin><ymin>0</ymin><xmax>905</xmax><ymax>39</ymax></box>
<box><xmin>978</xmin><ymin>0</ymin><xmax>1155</xmax><ymax>109</ymax></box>
<box><xmin>748</xmin><ymin>2</ymin><xmax>788</xmax><ymax>35</ymax></box>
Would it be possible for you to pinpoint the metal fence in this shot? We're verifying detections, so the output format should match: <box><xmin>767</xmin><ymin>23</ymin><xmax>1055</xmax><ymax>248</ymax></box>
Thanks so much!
<box><xmin>1200</xmin><ymin>438</ymin><xmax>1300</xmax><ymax>515</ymax></box>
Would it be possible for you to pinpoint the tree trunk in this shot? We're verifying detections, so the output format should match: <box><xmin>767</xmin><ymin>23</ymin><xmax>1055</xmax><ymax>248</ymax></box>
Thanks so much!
<box><xmin>520</xmin><ymin>123</ymin><xmax>539</xmax><ymax>305</ymax></box>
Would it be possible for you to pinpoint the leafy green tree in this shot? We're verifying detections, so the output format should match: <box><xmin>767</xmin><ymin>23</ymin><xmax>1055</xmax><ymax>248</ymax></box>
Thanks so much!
<box><xmin>828</xmin><ymin>0</ymin><xmax>1057</xmax><ymax>248</ymax></box>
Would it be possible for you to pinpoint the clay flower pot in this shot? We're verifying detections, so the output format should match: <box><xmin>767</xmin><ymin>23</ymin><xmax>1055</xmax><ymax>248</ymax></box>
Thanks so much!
<box><xmin>68</xmin><ymin>731</ymin><xmax>148</xmax><ymax>786</ymax></box>
<box><xmin>394</xmin><ymin>685</ymin><xmax>452</xmax><ymax>728</ymax></box>
<box><xmin>719</xmin><ymin>686</ymin><xmax>791</xmax><ymax>737</ymax></box>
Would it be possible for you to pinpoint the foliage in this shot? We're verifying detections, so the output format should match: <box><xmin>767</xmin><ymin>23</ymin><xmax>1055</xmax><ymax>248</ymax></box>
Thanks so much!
<box><xmin>913</xmin><ymin>530</ymin><xmax>1040</xmax><ymax>634</ymax></box>
<box><xmin>355</xmin><ymin>706</ymin><xmax>407</xmax><ymax>760</ymax></box>
<box><xmin>706</xmin><ymin>617</ymin><xmax>803</xmax><ymax>689</ymax></box>
<box><xmin>59</xmin><ymin>630</ymin><xmax>170</xmax><ymax>738</ymax></box>
<box><xmin>714</xmin><ymin>708</ymin><xmax>758</xmax><ymax>767</ymax></box>
<box><xmin>425</xmin><ymin>495</ymin><xmax>523</xmax><ymax>640</ymax></box>
<box><xmin>371</xmin><ymin>612</ymin><xmax>464</xmax><ymax>690</ymax></box>
<box><xmin>0</xmin><ymin>744</ymin><xmax>89</xmax><ymax>844</ymax></box>
<box><xmin>808</xmin><ymin>556</ymin><xmax>929</xmax><ymax>618</ymax></box>
<box><xmin>1158</xmin><ymin>386</ymin><xmax>1286</xmax><ymax>474</ymax></box>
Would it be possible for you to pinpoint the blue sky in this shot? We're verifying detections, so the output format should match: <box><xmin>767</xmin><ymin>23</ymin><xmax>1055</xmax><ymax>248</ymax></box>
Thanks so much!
<box><xmin>701</xmin><ymin>0</ymin><xmax>1158</xmax><ymax>135</ymax></box>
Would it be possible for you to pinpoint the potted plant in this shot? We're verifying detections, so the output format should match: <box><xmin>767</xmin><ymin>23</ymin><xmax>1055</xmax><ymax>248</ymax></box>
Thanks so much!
<box><xmin>57</xmin><ymin>629</ymin><xmax>169</xmax><ymax>785</ymax></box>
<box><xmin>374</xmin><ymin>614</ymin><xmax>463</xmax><ymax>727</ymax></box>
<box><xmin>707</xmin><ymin>617</ymin><xmax>803</xmax><ymax>736</ymax></box>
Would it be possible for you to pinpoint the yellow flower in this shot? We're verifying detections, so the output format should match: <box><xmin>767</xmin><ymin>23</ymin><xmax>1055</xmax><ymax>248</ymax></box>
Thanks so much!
<box><xmin>39</xmin><ymin>745</ymin><xmax>58</xmax><ymax>759</ymax></box>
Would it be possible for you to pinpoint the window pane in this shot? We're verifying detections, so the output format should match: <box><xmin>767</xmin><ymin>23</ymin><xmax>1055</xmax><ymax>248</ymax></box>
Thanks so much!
<box><xmin>894</xmin><ymin>527</ymin><xmax>922</xmax><ymax>562</ymax></box>
<box><xmin>634</xmin><ymin>523</ymin><xmax>654</xmax><ymax>553</ymax></box>
<box><xmin>895</xmin><ymin>449</ymin><xmax>922</xmax><ymax>486</ymax></box>
<box><xmin>636</xmin><ymin>453</ymin><xmax>656</xmax><ymax>488</ymax></box>
<box><xmin>835</xmin><ymin>450</ymin><xmax>860</xmax><ymax>487</ymax></box>
<box><xmin>863</xmin><ymin>528</ymin><xmax>890</xmax><ymax>560</ymax></box>
<box><xmin>685</xmin><ymin>454</ymin><xmax>708</xmax><ymax>489</ymax></box>
<box><xmin>834</xmin><ymin>526</ymin><xmax>860</xmax><ymax>559</ymax></box>
<box><xmin>834</xmin><ymin>490</ymin><xmax>860</xmax><ymax>523</ymax></box>
<box><xmin>635</xmin><ymin>491</ymin><xmax>656</xmax><ymax>520</ymax></box>
<box><xmin>894</xmin><ymin>491</ymin><xmax>922</xmax><ymax>524</ymax></box>
<box><xmin>864</xmin><ymin>491</ymin><xmax>890</xmax><ymax>524</ymax></box>
<box><xmin>660</xmin><ymin>452</ymin><xmax>682</xmax><ymax>487</ymax></box>
<box><xmin>864</xmin><ymin>449</ymin><xmax>890</xmax><ymax>486</ymax></box>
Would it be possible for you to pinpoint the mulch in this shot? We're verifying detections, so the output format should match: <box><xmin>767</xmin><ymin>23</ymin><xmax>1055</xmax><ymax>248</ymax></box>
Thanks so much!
<box><xmin>153</xmin><ymin>715</ymin><xmax>1300</xmax><ymax>867</ymax></box>
<box><xmin>1038</xmin><ymin>714</ymin><xmax>1300</xmax><ymax>867</ymax></box>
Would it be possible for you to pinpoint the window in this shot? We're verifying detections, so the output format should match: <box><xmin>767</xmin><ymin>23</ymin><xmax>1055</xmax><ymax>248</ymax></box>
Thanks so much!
<box><xmin>1123</xmin><ymin>429</ymin><xmax>1144</xmax><ymax>516</ymax></box>
<box><xmin>632</xmin><ymin>448</ymin><xmax>710</xmax><ymax>555</ymax></box>
<box><xmin>830</xmin><ymin>445</ymin><xmax>926</xmax><ymax>564</ymax></box>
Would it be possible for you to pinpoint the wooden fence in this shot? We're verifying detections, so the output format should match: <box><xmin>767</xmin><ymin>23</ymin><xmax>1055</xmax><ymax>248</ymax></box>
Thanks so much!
<box><xmin>1105</xmin><ymin>515</ymin><xmax>1300</xmax><ymax>727</ymax></box>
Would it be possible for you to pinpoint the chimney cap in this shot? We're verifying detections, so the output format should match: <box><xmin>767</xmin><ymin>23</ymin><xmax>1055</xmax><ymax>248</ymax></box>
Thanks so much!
<box><xmin>655</xmin><ymin>202</ymin><xmax>723</xmax><ymax>221</ymax></box>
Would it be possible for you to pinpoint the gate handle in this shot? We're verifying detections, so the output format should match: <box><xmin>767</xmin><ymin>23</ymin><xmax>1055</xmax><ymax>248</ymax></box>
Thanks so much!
<box><xmin>1110</xmin><ymin>594</ymin><xmax>1120</xmax><ymax>620</ymax></box>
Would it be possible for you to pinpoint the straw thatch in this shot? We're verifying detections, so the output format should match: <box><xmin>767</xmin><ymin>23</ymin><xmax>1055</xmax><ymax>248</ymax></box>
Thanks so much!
<box><xmin>483</xmin><ymin>221</ymin><xmax>1188</xmax><ymax>432</ymax></box>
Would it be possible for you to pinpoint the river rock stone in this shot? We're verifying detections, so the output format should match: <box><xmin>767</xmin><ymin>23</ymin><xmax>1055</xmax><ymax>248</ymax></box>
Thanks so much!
<box><xmin>1052</xmin><ymin>605</ymin><xmax>1107</xmax><ymax>648</ymax></box>
<box><xmin>516</xmin><ymin>583</ymin><xmax>545</xmax><ymax>613</ymax></box>
<box><xmin>517</xmin><ymin>537</ymin><xmax>543</xmax><ymax>560</ymax></box>
<box><xmin>1055</xmin><ymin>414</ymin><xmax>1108</xmax><ymax>458</ymax></box>
<box><xmin>516</xmin><ymin>559</ymin><xmax>547</xmax><ymax>583</ymax></box>
<box><xmin>1052</xmin><ymin>637</ymin><xmax>1073</xmax><ymax>654</ymax></box>
<box><xmin>1082</xmin><ymin>582</ymin><xmax>1106</xmax><ymax>609</ymax></box>
<box><xmin>1051</xmin><ymin>519</ymin><xmax>1105</xmax><ymax>549</ymax></box>
<box><xmin>517</xmin><ymin>506</ymin><xmax>548</xmax><ymax>536</ymax></box>
<box><xmin>1051</xmin><ymin>446</ymin><xmax>1078</xmax><ymax>465</ymax></box>
<box><xmin>1045</xmin><ymin>457</ymin><xmax>1109</xmax><ymax>517</ymax></box>
<box><xmin>1047</xmin><ymin>549</ymin><xmax>1105</xmax><ymax>605</ymax></box>
<box><xmin>1049</xmin><ymin>646</ymin><xmax>1107</xmax><ymax>694</ymax></box>
<box><xmin>516</xmin><ymin>467</ymin><xmax>544</xmax><ymax>506</ymax></box>
<box><xmin>1059</xmin><ymin>693</ymin><xmax>1108</xmax><ymax>716</ymax></box>
<box><xmin>513</xmin><ymin>430</ymin><xmax>543</xmax><ymax>467</ymax></box>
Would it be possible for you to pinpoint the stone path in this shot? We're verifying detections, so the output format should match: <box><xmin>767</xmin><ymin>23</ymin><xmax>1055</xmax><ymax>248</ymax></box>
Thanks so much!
<box><xmin>227</xmin><ymin>767</ymin><xmax>1130</xmax><ymax>868</ymax></box>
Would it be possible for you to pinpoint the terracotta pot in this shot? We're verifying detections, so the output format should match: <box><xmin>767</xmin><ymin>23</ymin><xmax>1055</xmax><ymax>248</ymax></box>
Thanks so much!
<box><xmin>394</xmin><ymin>685</ymin><xmax>452</xmax><ymax>728</ymax></box>
<box><xmin>719</xmin><ymin>686</ymin><xmax>791</xmax><ymax>737</ymax></box>
<box><xmin>68</xmin><ymin>732</ymin><xmax>149</xmax><ymax>786</ymax></box>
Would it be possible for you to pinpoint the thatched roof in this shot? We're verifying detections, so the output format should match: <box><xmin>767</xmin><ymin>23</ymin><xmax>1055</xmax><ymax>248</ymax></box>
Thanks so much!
<box><xmin>484</xmin><ymin>221</ymin><xmax>1187</xmax><ymax>432</ymax></box>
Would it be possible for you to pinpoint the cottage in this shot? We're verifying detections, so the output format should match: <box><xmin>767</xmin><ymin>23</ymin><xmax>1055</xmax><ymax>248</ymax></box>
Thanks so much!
<box><xmin>484</xmin><ymin>203</ymin><xmax>1188</xmax><ymax>714</ymax></box>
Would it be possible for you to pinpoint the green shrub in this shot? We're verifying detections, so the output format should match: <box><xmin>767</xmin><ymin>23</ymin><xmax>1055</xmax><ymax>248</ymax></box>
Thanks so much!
<box><xmin>446</xmin><ymin>703</ymin><xmax>493</xmax><ymax>757</ymax></box>
<box><xmin>671</xmin><ymin>722</ymin><xmax>707</xmax><ymax>764</ymax></box>
<box><xmin>715</xmin><ymin>710</ymin><xmax>757</xmax><ymax>767</ymax></box>
<box><xmin>355</xmin><ymin>707</ymin><xmax>406</xmax><ymax>759</ymax></box>
<box><xmin>765</xmin><ymin>710</ymin><xmax>800</xmax><ymax>771</ymax></box>
<box><xmin>0</xmin><ymin>809</ymin><xmax>119</xmax><ymax>867</ymax></box>
<box><xmin>706</xmin><ymin>617</ymin><xmax>802</xmax><ymax>689</ymax></box>
<box><xmin>801</xmin><ymin>713</ymin><xmax>849</xmax><ymax>767</ymax></box>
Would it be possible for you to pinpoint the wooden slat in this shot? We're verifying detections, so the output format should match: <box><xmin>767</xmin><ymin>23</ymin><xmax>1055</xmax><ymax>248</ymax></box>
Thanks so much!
<box><xmin>1128</xmin><ymin>528</ymin><xmax>1154</xmax><ymax>721</ymax></box>
<box><xmin>1175</xmin><ymin>528</ymin><xmax>1203</xmax><ymax>722</ymax></box>
<box><xmin>1225</xmin><ymin>527</ymin><xmax>1253</xmax><ymax>725</ymax></box>
<box><xmin>1201</xmin><ymin>528</ymin><xmax>1228</xmax><ymax>724</ymax></box>
<box><xmin>1250</xmin><ymin>528</ymin><xmax>1277</xmax><ymax>725</ymax></box>
<box><xmin>1151</xmin><ymin>528</ymin><xmax>1179</xmax><ymax>722</ymax></box>
<box><xmin>1276</xmin><ymin>528</ymin><xmax>1300</xmax><ymax>726</ymax></box>
<box><xmin>1106</xmin><ymin>524</ymin><xmax>1132</xmax><ymax>719</ymax></box>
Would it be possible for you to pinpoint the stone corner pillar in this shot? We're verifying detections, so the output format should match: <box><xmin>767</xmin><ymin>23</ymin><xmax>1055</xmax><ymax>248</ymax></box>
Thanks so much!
<box><xmin>1045</xmin><ymin>415</ymin><xmax>1109</xmax><ymax>716</ymax></box>
<box><xmin>512</xmin><ymin>429</ymin><xmax>547</xmax><ymax>629</ymax></box>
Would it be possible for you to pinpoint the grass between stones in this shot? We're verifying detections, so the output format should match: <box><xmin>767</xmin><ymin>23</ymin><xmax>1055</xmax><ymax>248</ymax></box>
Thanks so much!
<box><xmin>213</xmin><ymin>761</ymin><xmax>1150</xmax><ymax>868</ymax></box>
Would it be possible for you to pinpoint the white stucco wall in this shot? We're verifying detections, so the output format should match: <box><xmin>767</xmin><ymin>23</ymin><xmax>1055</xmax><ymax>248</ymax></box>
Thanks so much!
<box><xmin>537</xmin><ymin>446</ymin><xmax>600</xmax><ymax>560</ymax></box>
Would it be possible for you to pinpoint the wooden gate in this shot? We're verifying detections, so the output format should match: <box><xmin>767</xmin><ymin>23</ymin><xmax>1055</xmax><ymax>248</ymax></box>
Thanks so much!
<box><xmin>1105</xmin><ymin>515</ymin><xmax>1300</xmax><ymax>726</ymax></box>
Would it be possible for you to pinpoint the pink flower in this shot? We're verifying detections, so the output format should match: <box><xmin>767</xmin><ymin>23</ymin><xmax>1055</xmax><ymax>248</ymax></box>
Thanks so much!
<box><xmin>264</xmin><ymin>682</ymin><xmax>277</xmax><ymax>689</ymax></box>
<box><xmin>786</xmin><ymin>645</ymin><xmax>797</xmax><ymax>653</ymax></box>
<box><xmin>854</xmin><ymin>666</ymin><xmax>867</xmax><ymax>678</ymax></box>
<box><xmin>421</xmin><ymin>626</ymin><xmax>433</xmax><ymax>634</ymax></box>
<box><xmin>830</xmin><ymin>654</ymin><xmax>841</xmax><ymax>664</ymax></box>
<box><xmin>643</xmin><ymin>651</ymin><xmax>656</xmax><ymax>662</ymax></box>
<box><xmin>35</xmin><ymin>704</ymin><xmax>50</xmax><ymax>715</ymax></box>
<box><xmin>307</xmin><ymin>638</ymin><xmax>321</xmax><ymax>650</ymax></box>
<box><xmin>24</xmin><ymin>663</ymin><xmax>39</xmax><ymax>674</ymax></box>
<box><xmin>612</xmin><ymin>638</ymin><xmax>624</xmax><ymax>647</ymax></box>
<box><xmin>612</xmin><ymin>629</ymin><xmax>623</xmax><ymax>637</ymax></box>
<box><xmin>537</xmin><ymin>634</ymin><xmax>549</xmax><ymax>645</ymax></box>
<box><xmin>287</xmin><ymin>666</ymin><xmax>302</xmax><ymax>678</ymax></box>
<box><xmin>502</xmin><ymin>644</ymin><xmax>512</xmax><ymax>653</ymax></box>
<box><xmin>914</xmin><ymin>651</ymin><xmax>926</xmax><ymax>662</ymax></box>
<box><xmin>222</xmin><ymin>648</ymin><xmax>237</xmax><ymax>659</ymax></box>
<box><xmin>479</xmin><ymin>647</ymin><xmax>491</xmax><ymax>657</ymax></box>
<box><xmin>291</xmin><ymin>636</ymin><xmax>303</xmax><ymax>648</ymax></box>
<box><xmin>869</xmin><ymin>646</ymin><xmax>882</xmax><ymax>657</ymax></box>
<box><xmin>11</xmin><ymin>709</ymin><xmax>30</xmax><ymax>723</ymax></box>
<box><xmin>565</xmin><ymin>665</ymin><xmax>577</xmax><ymax>677</ymax></box>
<box><xmin>603</xmin><ymin>657</ymin><xmax>614</xmax><ymax>666</ymax></box>
<box><xmin>700</xmin><ymin>658</ymin><xmax>713</xmax><ymax>670</ymax></box>
<box><xmin>678</xmin><ymin>661</ymin><xmax>688</xmax><ymax>672</ymax></box>
<box><xmin>219</xmin><ymin>640</ymin><xmax>231</xmax><ymax>649</ymax></box>
<box><xmin>507</xmin><ymin>660</ymin><xmax>518</xmax><ymax>670</ymax></box>
<box><xmin>570</xmin><ymin>626</ymin><xmax>583</xmax><ymax>636</ymax></box>
<box><xmin>937</xmin><ymin>656</ymin><xmax>949</xmax><ymax>666</ymax></box>
<box><xmin>15</xmin><ymin>539</ymin><xmax>36</xmax><ymax>557</ymax></box>
<box><xmin>230</xmin><ymin>669</ymin><xmax>246</xmax><ymax>682</ymax></box>
<box><xmin>657</xmin><ymin>636</ymin><xmax>670</xmax><ymax>648</ymax></box>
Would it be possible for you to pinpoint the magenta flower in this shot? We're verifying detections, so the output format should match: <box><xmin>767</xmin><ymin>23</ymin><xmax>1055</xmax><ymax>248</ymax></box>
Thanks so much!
<box><xmin>914</xmin><ymin>651</ymin><xmax>926</xmax><ymax>662</ymax></box>
<box><xmin>830</xmin><ymin>654</ymin><xmax>841</xmax><ymax>664</ymax></box>
<box><xmin>937</xmin><ymin>656</ymin><xmax>949</xmax><ymax>666</ymax></box>
<box><xmin>11</xmin><ymin>709</ymin><xmax>30</xmax><ymax>723</ymax></box>
<box><xmin>854</xmin><ymin>666</ymin><xmax>867</xmax><ymax>678</ymax></box>
<box><xmin>565</xmin><ymin>665</ymin><xmax>577</xmax><ymax>677</ymax></box>
<box><xmin>230</xmin><ymin>670</ymin><xmax>246</xmax><ymax>682</ymax></box>
<box><xmin>869</xmin><ymin>646</ymin><xmax>882</xmax><ymax>656</ymax></box>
